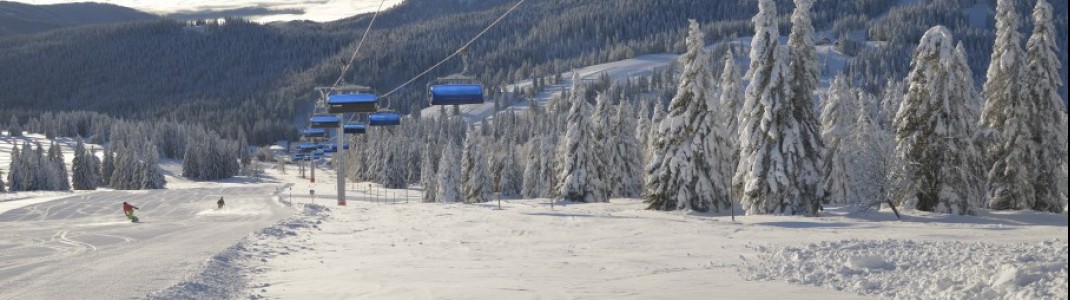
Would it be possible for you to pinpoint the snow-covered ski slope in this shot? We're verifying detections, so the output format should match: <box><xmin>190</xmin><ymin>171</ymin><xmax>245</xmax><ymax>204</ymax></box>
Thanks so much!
<box><xmin>1</xmin><ymin>133</ymin><xmax>298</xmax><ymax>299</ymax></box>
<box><xmin>0</xmin><ymin>184</ymin><xmax>294</xmax><ymax>300</ymax></box>
<box><xmin>169</xmin><ymin>167</ymin><xmax>1065</xmax><ymax>300</ymax></box>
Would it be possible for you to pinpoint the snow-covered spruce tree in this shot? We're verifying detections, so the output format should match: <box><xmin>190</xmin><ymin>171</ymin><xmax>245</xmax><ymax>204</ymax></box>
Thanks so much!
<box><xmin>140</xmin><ymin>143</ymin><xmax>166</xmax><ymax>189</ymax></box>
<box><xmin>557</xmin><ymin>78</ymin><xmax>607</xmax><ymax>203</ymax></box>
<box><xmin>7</xmin><ymin>143</ymin><xmax>21</xmax><ymax>191</ymax></box>
<box><xmin>72</xmin><ymin>138</ymin><xmax>94</xmax><ymax>190</ymax></box>
<box><xmin>7</xmin><ymin>116</ymin><xmax>21</xmax><ymax>137</ymax></box>
<box><xmin>0</xmin><ymin>169</ymin><xmax>5</xmax><ymax>192</ymax></box>
<box><xmin>844</xmin><ymin>93</ymin><xmax>896</xmax><ymax>209</ymax></box>
<box><xmin>436</xmin><ymin>141</ymin><xmax>462</xmax><ymax>203</ymax></box>
<box><xmin>522</xmin><ymin>139</ymin><xmax>542</xmax><ymax>198</ymax></box>
<box><xmin>734</xmin><ymin>0</ymin><xmax>822</xmax><ymax>216</ymax></box>
<box><xmin>952</xmin><ymin>43</ymin><xmax>988</xmax><ymax>209</ymax></box>
<box><xmin>608</xmin><ymin>103</ymin><xmax>644</xmax><ymax>198</ymax></box>
<box><xmin>786</xmin><ymin>0</ymin><xmax>826</xmax><ymax>207</ymax></box>
<box><xmin>101</xmin><ymin>145</ymin><xmax>115</xmax><ymax>187</ymax></box>
<box><xmin>981</xmin><ymin>0</ymin><xmax>1034</xmax><ymax>211</ymax></box>
<box><xmin>646</xmin><ymin>19</ymin><xmax>725</xmax><ymax>212</ymax></box>
<box><xmin>635</xmin><ymin>103</ymin><xmax>652</xmax><ymax>170</ymax></box>
<box><xmin>46</xmin><ymin>141</ymin><xmax>70</xmax><ymax>191</ymax></box>
<box><xmin>538</xmin><ymin>135</ymin><xmax>558</xmax><ymax>197</ymax></box>
<box><xmin>590</xmin><ymin>92</ymin><xmax>614</xmax><ymax>199</ymax></box>
<box><xmin>719</xmin><ymin>51</ymin><xmax>744</xmax><ymax>161</ymax></box>
<box><xmin>498</xmin><ymin>146</ymin><xmax>522</xmax><ymax>197</ymax></box>
<box><xmin>892</xmin><ymin>26</ymin><xmax>983</xmax><ymax>215</ymax></box>
<box><xmin>31</xmin><ymin>142</ymin><xmax>48</xmax><ymax>191</ymax></box>
<box><xmin>878</xmin><ymin>80</ymin><xmax>905</xmax><ymax>131</ymax></box>
<box><xmin>1025</xmin><ymin>0</ymin><xmax>1068</xmax><ymax>213</ymax></box>
<box><xmin>380</xmin><ymin>144</ymin><xmax>407</xmax><ymax>190</ymax></box>
<box><xmin>645</xmin><ymin>100</ymin><xmax>666</xmax><ymax>165</ymax></box>
<box><xmin>420</xmin><ymin>142</ymin><xmax>439</xmax><ymax>203</ymax></box>
<box><xmin>461</xmin><ymin>133</ymin><xmax>486</xmax><ymax>204</ymax></box>
<box><xmin>820</xmin><ymin>75</ymin><xmax>858</xmax><ymax>205</ymax></box>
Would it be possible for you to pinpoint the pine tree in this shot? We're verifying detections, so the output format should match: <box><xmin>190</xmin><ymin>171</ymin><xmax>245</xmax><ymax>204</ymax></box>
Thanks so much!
<box><xmin>844</xmin><ymin>93</ymin><xmax>895</xmax><ymax>208</ymax></box>
<box><xmin>719</xmin><ymin>51</ymin><xmax>744</xmax><ymax>163</ymax></box>
<box><xmin>436</xmin><ymin>141</ymin><xmax>462</xmax><ymax>203</ymax></box>
<box><xmin>522</xmin><ymin>139</ymin><xmax>543</xmax><ymax>198</ymax></box>
<box><xmin>734</xmin><ymin>0</ymin><xmax>821</xmax><ymax>216</ymax></box>
<box><xmin>461</xmin><ymin>133</ymin><xmax>488</xmax><ymax>204</ymax></box>
<box><xmin>646</xmin><ymin>20</ymin><xmax>726</xmax><ymax>212</ymax></box>
<box><xmin>72</xmin><ymin>138</ymin><xmax>92</xmax><ymax>190</ymax></box>
<box><xmin>140</xmin><ymin>143</ymin><xmax>166</xmax><ymax>189</ymax></box>
<box><xmin>1025</xmin><ymin>0</ymin><xmax>1067</xmax><ymax>213</ymax></box>
<box><xmin>878</xmin><ymin>80</ymin><xmax>905</xmax><ymax>131</ymax></box>
<box><xmin>981</xmin><ymin>0</ymin><xmax>1034</xmax><ymax>211</ymax></box>
<box><xmin>7</xmin><ymin>143</ymin><xmax>20</xmax><ymax>191</ymax></box>
<box><xmin>557</xmin><ymin>74</ymin><xmax>606</xmax><ymax>203</ymax></box>
<box><xmin>0</xmin><ymin>169</ymin><xmax>5</xmax><ymax>192</ymax></box>
<box><xmin>590</xmin><ymin>92</ymin><xmax>613</xmax><ymax>199</ymax></box>
<box><xmin>608</xmin><ymin>103</ymin><xmax>644</xmax><ymax>198</ymax></box>
<box><xmin>102</xmin><ymin>146</ymin><xmax>115</xmax><ymax>187</ymax></box>
<box><xmin>538</xmin><ymin>135</ymin><xmax>557</xmax><ymax>197</ymax></box>
<box><xmin>420</xmin><ymin>142</ymin><xmax>439</xmax><ymax>203</ymax></box>
<box><xmin>892</xmin><ymin>26</ymin><xmax>982</xmax><ymax>215</ymax></box>
<box><xmin>821</xmin><ymin>75</ymin><xmax>857</xmax><ymax>204</ymax></box>
<box><xmin>7</xmin><ymin>115</ymin><xmax>21</xmax><ymax>137</ymax></box>
<box><xmin>498</xmin><ymin>146</ymin><xmax>522</xmax><ymax>197</ymax></box>
<box><xmin>47</xmin><ymin>141</ymin><xmax>70</xmax><ymax>191</ymax></box>
<box><xmin>32</xmin><ymin>142</ymin><xmax>47</xmax><ymax>191</ymax></box>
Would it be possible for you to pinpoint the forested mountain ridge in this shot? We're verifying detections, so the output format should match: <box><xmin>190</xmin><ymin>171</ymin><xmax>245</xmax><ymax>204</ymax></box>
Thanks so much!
<box><xmin>0</xmin><ymin>1</ymin><xmax>157</xmax><ymax>36</ymax></box>
<box><xmin>0</xmin><ymin>0</ymin><xmax>1066</xmax><ymax>146</ymax></box>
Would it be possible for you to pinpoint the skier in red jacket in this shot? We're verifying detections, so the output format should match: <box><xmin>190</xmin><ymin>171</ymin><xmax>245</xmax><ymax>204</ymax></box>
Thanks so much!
<box><xmin>122</xmin><ymin>202</ymin><xmax>139</xmax><ymax>222</ymax></box>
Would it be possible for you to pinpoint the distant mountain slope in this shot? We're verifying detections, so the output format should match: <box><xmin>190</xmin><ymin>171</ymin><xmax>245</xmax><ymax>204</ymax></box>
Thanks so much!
<box><xmin>0</xmin><ymin>1</ymin><xmax>157</xmax><ymax>36</ymax></box>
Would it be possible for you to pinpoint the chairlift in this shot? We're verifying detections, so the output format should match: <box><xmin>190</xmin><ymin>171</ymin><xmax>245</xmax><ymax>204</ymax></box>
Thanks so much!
<box><xmin>303</xmin><ymin>128</ymin><xmax>328</xmax><ymax>138</ymax></box>
<box><xmin>297</xmin><ymin>143</ymin><xmax>320</xmax><ymax>153</ymax></box>
<box><xmin>428</xmin><ymin>47</ymin><xmax>485</xmax><ymax>106</ymax></box>
<box><xmin>309</xmin><ymin>115</ymin><xmax>342</xmax><ymax>129</ymax></box>
<box><xmin>368</xmin><ymin>111</ymin><xmax>402</xmax><ymax>126</ymax></box>
<box><xmin>327</xmin><ymin>93</ymin><xmax>378</xmax><ymax>113</ymax></box>
<box><xmin>343</xmin><ymin>123</ymin><xmax>367</xmax><ymax>134</ymax></box>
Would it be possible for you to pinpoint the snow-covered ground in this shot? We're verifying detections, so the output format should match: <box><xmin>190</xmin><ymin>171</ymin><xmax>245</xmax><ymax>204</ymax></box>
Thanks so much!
<box><xmin>151</xmin><ymin>166</ymin><xmax>1066</xmax><ymax>300</ymax></box>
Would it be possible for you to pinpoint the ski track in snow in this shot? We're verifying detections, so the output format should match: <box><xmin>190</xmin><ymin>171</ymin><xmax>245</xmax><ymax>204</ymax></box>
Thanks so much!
<box><xmin>0</xmin><ymin>185</ymin><xmax>294</xmax><ymax>300</ymax></box>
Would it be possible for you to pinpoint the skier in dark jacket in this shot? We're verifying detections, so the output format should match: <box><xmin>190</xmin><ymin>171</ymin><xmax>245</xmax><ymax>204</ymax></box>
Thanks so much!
<box><xmin>217</xmin><ymin>197</ymin><xmax>225</xmax><ymax>209</ymax></box>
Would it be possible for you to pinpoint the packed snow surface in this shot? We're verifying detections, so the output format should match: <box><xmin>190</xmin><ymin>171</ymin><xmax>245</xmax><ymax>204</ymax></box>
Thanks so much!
<box><xmin>213</xmin><ymin>168</ymin><xmax>1068</xmax><ymax>300</ymax></box>
<box><xmin>745</xmin><ymin>239</ymin><xmax>1068</xmax><ymax>300</ymax></box>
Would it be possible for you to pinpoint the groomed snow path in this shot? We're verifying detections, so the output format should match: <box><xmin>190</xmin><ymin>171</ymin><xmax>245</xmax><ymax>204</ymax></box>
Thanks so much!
<box><xmin>0</xmin><ymin>185</ymin><xmax>294</xmax><ymax>300</ymax></box>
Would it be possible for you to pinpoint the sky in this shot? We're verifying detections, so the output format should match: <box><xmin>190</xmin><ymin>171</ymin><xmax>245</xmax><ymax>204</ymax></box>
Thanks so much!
<box><xmin>10</xmin><ymin>0</ymin><xmax>405</xmax><ymax>22</ymax></box>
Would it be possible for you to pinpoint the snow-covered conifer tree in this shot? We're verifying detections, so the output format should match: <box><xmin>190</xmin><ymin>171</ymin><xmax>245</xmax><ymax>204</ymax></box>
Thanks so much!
<box><xmin>7</xmin><ymin>144</ymin><xmax>21</xmax><ymax>191</ymax></box>
<box><xmin>844</xmin><ymin>94</ymin><xmax>895</xmax><ymax>208</ymax></box>
<box><xmin>522</xmin><ymin>139</ymin><xmax>542</xmax><ymax>198</ymax></box>
<box><xmin>72</xmin><ymin>138</ymin><xmax>94</xmax><ymax>190</ymax></box>
<box><xmin>719</xmin><ymin>51</ymin><xmax>744</xmax><ymax>156</ymax></box>
<box><xmin>892</xmin><ymin>26</ymin><xmax>982</xmax><ymax>215</ymax></box>
<box><xmin>420</xmin><ymin>142</ymin><xmax>439</xmax><ymax>203</ymax></box>
<box><xmin>461</xmin><ymin>134</ymin><xmax>487</xmax><ymax>204</ymax></box>
<box><xmin>140</xmin><ymin>143</ymin><xmax>166</xmax><ymax>189</ymax></box>
<box><xmin>734</xmin><ymin>0</ymin><xmax>822</xmax><ymax>216</ymax></box>
<box><xmin>436</xmin><ymin>141</ymin><xmax>461</xmax><ymax>203</ymax></box>
<box><xmin>557</xmin><ymin>78</ymin><xmax>606</xmax><ymax>203</ymax></box>
<box><xmin>878</xmin><ymin>80</ymin><xmax>905</xmax><ymax>131</ymax></box>
<box><xmin>646</xmin><ymin>19</ymin><xmax>726</xmax><ymax>212</ymax></box>
<box><xmin>46</xmin><ymin>141</ymin><xmax>70</xmax><ymax>191</ymax></box>
<box><xmin>981</xmin><ymin>0</ymin><xmax>1034</xmax><ymax>211</ymax></box>
<box><xmin>538</xmin><ymin>135</ymin><xmax>557</xmax><ymax>197</ymax></box>
<box><xmin>608</xmin><ymin>103</ymin><xmax>644</xmax><ymax>198</ymax></box>
<box><xmin>1025</xmin><ymin>0</ymin><xmax>1068</xmax><ymax>213</ymax></box>
<box><xmin>821</xmin><ymin>75</ymin><xmax>857</xmax><ymax>204</ymax></box>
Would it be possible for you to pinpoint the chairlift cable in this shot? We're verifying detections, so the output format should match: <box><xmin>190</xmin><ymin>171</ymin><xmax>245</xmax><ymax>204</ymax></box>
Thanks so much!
<box><xmin>379</xmin><ymin>0</ymin><xmax>527</xmax><ymax>100</ymax></box>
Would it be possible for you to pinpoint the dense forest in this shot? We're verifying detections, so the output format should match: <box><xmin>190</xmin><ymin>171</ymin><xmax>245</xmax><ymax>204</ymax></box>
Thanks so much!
<box><xmin>4</xmin><ymin>0</ymin><xmax>1062</xmax><ymax>147</ymax></box>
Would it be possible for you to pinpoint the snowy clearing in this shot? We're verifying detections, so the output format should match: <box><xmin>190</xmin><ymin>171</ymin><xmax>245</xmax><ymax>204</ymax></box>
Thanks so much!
<box><xmin>195</xmin><ymin>167</ymin><xmax>1068</xmax><ymax>300</ymax></box>
<box><xmin>744</xmin><ymin>239</ymin><xmax>1067</xmax><ymax>300</ymax></box>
